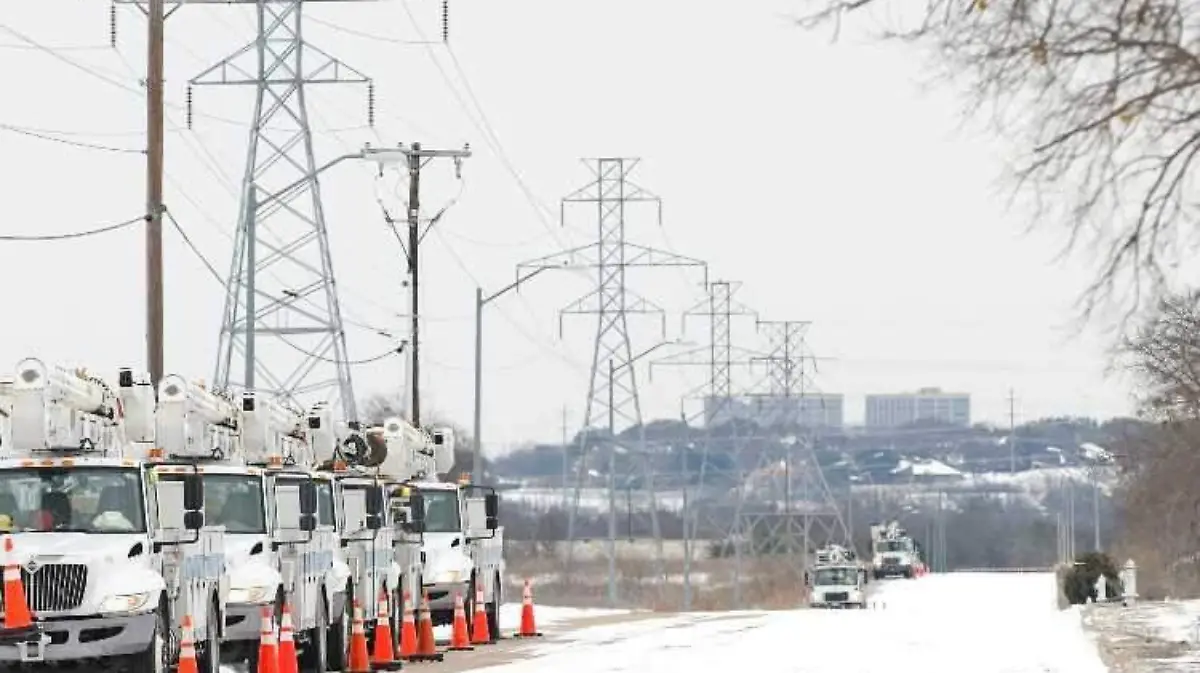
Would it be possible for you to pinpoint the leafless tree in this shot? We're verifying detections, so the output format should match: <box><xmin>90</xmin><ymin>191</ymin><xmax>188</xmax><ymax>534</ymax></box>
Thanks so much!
<box><xmin>796</xmin><ymin>0</ymin><xmax>1200</xmax><ymax>319</ymax></box>
<box><xmin>1123</xmin><ymin>290</ymin><xmax>1200</xmax><ymax>418</ymax></box>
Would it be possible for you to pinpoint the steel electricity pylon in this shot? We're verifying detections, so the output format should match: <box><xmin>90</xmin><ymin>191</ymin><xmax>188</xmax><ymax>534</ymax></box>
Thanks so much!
<box><xmin>189</xmin><ymin>0</ymin><xmax>374</xmax><ymax>420</ymax></box>
<box><xmin>518</xmin><ymin>157</ymin><xmax>706</xmax><ymax>592</ymax></box>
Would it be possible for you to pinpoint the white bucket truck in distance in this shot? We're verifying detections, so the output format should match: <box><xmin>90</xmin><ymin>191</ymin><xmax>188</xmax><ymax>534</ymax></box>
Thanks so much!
<box><xmin>870</xmin><ymin>520</ymin><xmax>917</xmax><ymax>579</ymax></box>
<box><xmin>213</xmin><ymin>388</ymin><xmax>349</xmax><ymax>672</ymax></box>
<box><xmin>0</xmin><ymin>360</ymin><xmax>222</xmax><ymax>672</ymax></box>
<box><xmin>807</xmin><ymin>545</ymin><xmax>866</xmax><ymax>609</ymax></box>
<box><xmin>406</xmin><ymin>428</ymin><xmax>502</xmax><ymax>629</ymax></box>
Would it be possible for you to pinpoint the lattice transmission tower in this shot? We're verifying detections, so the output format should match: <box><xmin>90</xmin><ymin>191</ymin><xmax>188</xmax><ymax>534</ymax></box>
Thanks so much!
<box><xmin>651</xmin><ymin>279</ymin><xmax>759</xmax><ymax>608</ymax></box>
<box><xmin>189</xmin><ymin>0</ymin><xmax>373</xmax><ymax>420</ymax></box>
<box><xmin>738</xmin><ymin>319</ymin><xmax>851</xmax><ymax>592</ymax></box>
<box><xmin>518</xmin><ymin>158</ymin><xmax>706</xmax><ymax>584</ymax></box>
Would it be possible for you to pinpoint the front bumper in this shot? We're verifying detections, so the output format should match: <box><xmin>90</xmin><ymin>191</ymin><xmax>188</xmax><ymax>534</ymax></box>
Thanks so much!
<box><xmin>0</xmin><ymin>612</ymin><xmax>157</xmax><ymax>662</ymax></box>
<box><xmin>224</xmin><ymin>602</ymin><xmax>273</xmax><ymax>642</ymax></box>
<box><xmin>422</xmin><ymin>581</ymin><xmax>469</xmax><ymax>611</ymax></box>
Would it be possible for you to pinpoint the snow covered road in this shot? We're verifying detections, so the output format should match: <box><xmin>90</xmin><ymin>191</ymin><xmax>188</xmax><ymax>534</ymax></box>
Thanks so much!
<box><xmin>457</xmin><ymin>573</ymin><xmax>1109</xmax><ymax>673</ymax></box>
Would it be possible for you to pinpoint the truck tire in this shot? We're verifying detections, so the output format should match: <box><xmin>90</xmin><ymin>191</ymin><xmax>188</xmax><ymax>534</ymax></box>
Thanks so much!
<box><xmin>389</xmin><ymin>583</ymin><xmax>402</xmax><ymax>655</ymax></box>
<box><xmin>299</xmin><ymin>593</ymin><xmax>329</xmax><ymax>673</ymax></box>
<box><xmin>326</xmin><ymin>581</ymin><xmax>351</xmax><ymax>672</ymax></box>
<box><xmin>903</xmin><ymin>568</ymin><xmax>914</xmax><ymax>579</ymax></box>
<box><xmin>129</xmin><ymin>603</ymin><xmax>169</xmax><ymax>673</ymax></box>
<box><xmin>486</xmin><ymin>572</ymin><xmax>501</xmax><ymax>640</ymax></box>
<box><xmin>198</xmin><ymin>597</ymin><xmax>221</xmax><ymax>673</ymax></box>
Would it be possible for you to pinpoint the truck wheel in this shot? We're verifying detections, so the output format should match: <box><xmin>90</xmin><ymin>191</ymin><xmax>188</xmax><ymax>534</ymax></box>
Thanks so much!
<box><xmin>390</xmin><ymin>584</ymin><xmax>403</xmax><ymax>655</ymax></box>
<box><xmin>486</xmin><ymin>572</ymin><xmax>501</xmax><ymax>639</ymax></box>
<box><xmin>131</xmin><ymin>604</ymin><xmax>169</xmax><ymax>673</ymax></box>
<box><xmin>198</xmin><ymin>598</ymin><xmax>221</xmax><ymax>673</ymax></box>
<box><xmin>903</xmin><ymin>568</ymin><xmax>914</xmax><ymax>579</ymax></box>
<box><xmin>299</xmin><ymin>593</ymin><xmax>328</xmax><ymax>673</ymax></box>
<box><xmin>326</xmin><ymin>582</ymin><xmax>351</xmax><ymax>672</ymax></box>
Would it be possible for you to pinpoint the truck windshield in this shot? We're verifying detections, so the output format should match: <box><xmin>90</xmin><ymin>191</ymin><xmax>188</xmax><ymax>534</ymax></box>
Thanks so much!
<box><xmin>417</xmin><ymin>488</ymin><xmax>460</xmax><ymax>533</ymax></box>
<box><xmin>814</xmin><ymin>567</ymin><xmax>857</xmax><ymax>586</ymax></box>
<box><xmin>0</xmin><ymin>467</ymin><xmax>145</xmax><ymax>533</ymax></box>
<box><xmin>876</xmin><ymin>540</ymin><xmax>909</xmax><ymax>553</ymax></box>
<box><xmin>203</xmin><ymin>474</ymin><xmax>266</xmax><ymax>534</ymax></box>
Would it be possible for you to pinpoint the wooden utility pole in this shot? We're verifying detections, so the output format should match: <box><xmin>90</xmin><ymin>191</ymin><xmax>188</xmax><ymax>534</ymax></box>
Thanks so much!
<box><xmin>146</xmin><ymin>0</ymin><xmax>166</xmax><ymax>386</ymax></box>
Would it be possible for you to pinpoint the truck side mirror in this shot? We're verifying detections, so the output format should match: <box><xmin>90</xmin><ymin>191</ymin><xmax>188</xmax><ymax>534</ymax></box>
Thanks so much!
<box><xmin>182</xmin><ymin>473</ymin><xmax>204</xmax><ymax>512</ymax></box>
<box><xmin>408</xmin><ymin>493</ymin><xmax>426</xmax><ymax>534</ymax></box>
<box><xmin>484</xmin><ymin>493</ymin><xmax>499</xmax><ymax>530</ymax></box>
<box><xmin>365</xmin><ymin>486</ymin><xmax>384</xmax><ymax>530</ymax></box>
<box><xmin>183</xmin><ymin>510</ymin><xmax>205</xmax><ymax>531</ymax></box>
<box><xmin>299</xmin><ymin>513</ymin><xmax>317</xmax><ymax>533</ymax></box>
<box><xmin>299</xmin><ymin>481</ymin><xmax>318</xmax><ymax>516</ymax></box>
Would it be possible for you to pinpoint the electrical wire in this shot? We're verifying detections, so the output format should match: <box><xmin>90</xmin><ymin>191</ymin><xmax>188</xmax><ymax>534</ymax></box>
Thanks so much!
<box><xmin>0</xmin><ymin>214</ymin><xmax>144</xmax><ymax>241</ymax></box>
<box><xmin>0</xmin><ymin>122</ymin><xmax>145</xmax><ymax>154</ymax></box>
<box><xmin>305</xmin><ymin>14</ymin><xmax>438</xmax><ymax>45</ymax></box>
<box><xmin>169</xmin><ymin>209</ymin><xmax>405</xmax><ymax>367</ymax></box>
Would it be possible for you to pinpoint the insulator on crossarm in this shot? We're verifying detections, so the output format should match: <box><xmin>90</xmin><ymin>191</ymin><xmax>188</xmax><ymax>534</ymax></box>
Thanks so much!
<box><xmin>186</xmin><ymin>86</ymin><xmax>193</xmax><ymax>129</ymax></box>
<box><xmin>442</xmin><ymin>0</ymin><xmax>449</xmax><ymax>43</ymax></box>
<box><xmin>367</xmin><ymin>81</ymin><xmax>376</xmax><ymax>127</ymax></box>
<box><xmin>110</xmin><ymin>3</ymin><xmax>118</xmax><ymax>47</ymax></box>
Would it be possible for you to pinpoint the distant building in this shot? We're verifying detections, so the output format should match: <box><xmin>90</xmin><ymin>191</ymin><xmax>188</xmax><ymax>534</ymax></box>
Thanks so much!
<box><xmin>704</xmin><ymin>394</ymin><xmax>844</xmax><ymax>429</ymax></box>
<box><xmin>865</xmin><ymin>388</ymin><xmax>970</xmax><ymax>428</ymax></box>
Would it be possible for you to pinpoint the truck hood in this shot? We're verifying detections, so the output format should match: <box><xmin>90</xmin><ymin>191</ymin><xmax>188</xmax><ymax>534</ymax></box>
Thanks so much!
<box><xmin>9</xmin><ymin>532</ymin><xmax>164</xmax><ymax>598</ymax></box>
<box><xmin>11</xmin><ymin>532</ymin><xmax>149</xmax><ymax>564</ymax></box>
<box><xmin>224</xmin><ymin>534</ymin><xmax>279</xmax><ymax>591</ymax></box>
<box><xmin>421</xmin><ymin>532</ymin><xmax>473</xmax><ymax>584</ymax></box>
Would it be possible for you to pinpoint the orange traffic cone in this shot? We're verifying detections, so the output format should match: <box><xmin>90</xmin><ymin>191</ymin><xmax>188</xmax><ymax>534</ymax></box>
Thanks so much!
<box><xmin>448</xmin><ymin>592</ymin><xmax>473</xmax><ymax>651</ymax></box>
<box><xmin>411</xmin><ymin>591</ymin><xmax>444</xmax><ymax>662</ymax></box>
<box><xmin>399</xmin><ymin>592</ymin><xmax>418</xmax><ymax>660</ymax></box>
<box><xmin>256</xmin><ymin>606</ymin><xmax>278</xmax><ymax>673</ymax></box>
<box><xmin>348</xmin><ymin>601</ymin><xmax>371</xmax><ymax>673</ymax></box>
<box><xmin>1</xmin><ymin>537</ymin><xmax>35</xmax><ymax>638</ymax></box>
<box><xmin>514</xmin><ymin>579</ymin><xmax>542</xmax><ymax>638</ymax></box>
<box><xmin>178</xmin><ymin>615</ymin><xmax>199</xmax><ymax>673</ymax></box>
<box><xmin>371</xmin><ymin>589</ymin><xmax>400</xmax><ymax>670</ymax></box>
<box><xmin>470</xmin><ymin>586</ymin><xmax>492</xmax><ymax>645</ymax></box>
<box><xmin>277</xmin><ymin>605</ymin><xmax>299</xmax><ymax>673</ymax></box>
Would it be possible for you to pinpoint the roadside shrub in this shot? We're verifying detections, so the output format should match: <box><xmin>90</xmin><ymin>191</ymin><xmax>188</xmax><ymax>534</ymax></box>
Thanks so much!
<box><xmin>1063</xmin><ymin>552</ymin><xmax>1122</xmax><ymax>604</ymax></box>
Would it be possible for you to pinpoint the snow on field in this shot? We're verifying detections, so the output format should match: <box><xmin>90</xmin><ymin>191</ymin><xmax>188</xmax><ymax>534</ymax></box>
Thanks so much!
<box><xmin>1085</xmin><ymin>597</ymin><xmax>1200</xmax><ymax>670</ymax></box>
<box><xmin>468</xmin><ymin>573</ymin><xmax>1107</xmax><ymax>673</ymax></box>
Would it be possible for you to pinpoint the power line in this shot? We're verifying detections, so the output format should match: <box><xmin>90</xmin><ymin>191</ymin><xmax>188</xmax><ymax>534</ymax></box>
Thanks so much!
<box><xmin>305</xmin><ymin>14</ymin><xmax>437</xmax><ymax>45</ymax></box>
<box><xmin>0</xmin><ymin>214</ymin><xmax>145</xmax><ymax>241</ymax></box>
<box><xmin>0</xmin><ymin>122</ymin><xmax>145</xmax><ymax>154</ymax></box>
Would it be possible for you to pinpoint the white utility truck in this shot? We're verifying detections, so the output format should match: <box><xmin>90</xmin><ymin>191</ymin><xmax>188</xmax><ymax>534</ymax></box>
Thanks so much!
<box><xmin>404</xmin><ymin>429</ymin><xmax>503</xmax><ymax>629</ymax></box>
<box><xmin>870</xmin><ymin>520</ymin><xmax>918</xmax><ymax>579</ymax></box>
<box><xmin>808</xmin><ymin>544</ymin><xmax>867</xmax><ymax>609</ymax></box>
<box><xmin>165</xmin><ymin>381</ymin><xmax>352</xmax><ymax>673</ymax></box>
<box><xmin>0</xmin><ymin>359</ymin><xmax>224</xmax><ymax>672</ymax></box>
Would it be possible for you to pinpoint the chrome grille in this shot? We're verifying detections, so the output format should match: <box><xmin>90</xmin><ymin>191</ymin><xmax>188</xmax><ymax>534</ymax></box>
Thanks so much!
<box><xmin>18</xmin><ymin>564</ymin><xmax>89</xmax><ymax>612</ymax></box>
<box><xmin>825</xmin><ymin>591</ymin><xmax>849</xmax><ymax>602</ymax></box>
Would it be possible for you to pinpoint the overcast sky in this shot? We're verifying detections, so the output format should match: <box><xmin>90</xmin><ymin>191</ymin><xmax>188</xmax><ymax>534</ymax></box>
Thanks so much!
<box><xmin>0</xmin><ymin>0</ymin><xmax>1134</xmax><ymax>453</ymax></box>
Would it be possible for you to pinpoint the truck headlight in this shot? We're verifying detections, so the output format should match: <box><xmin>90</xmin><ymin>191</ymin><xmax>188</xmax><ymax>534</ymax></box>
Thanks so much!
<box><xmin>100</xmin><ymin>591</ymin><xmax>156</xmax><ymax>614</ymax></box>
<box><xmin>228</xmin><ymin>586</ymin><xmax>274</xmax><ymax>605</ymax></box>
<box><xmin>432</xmin><ymin>570</ymin><xmax>463</xmax><ymax>584</ymax></box>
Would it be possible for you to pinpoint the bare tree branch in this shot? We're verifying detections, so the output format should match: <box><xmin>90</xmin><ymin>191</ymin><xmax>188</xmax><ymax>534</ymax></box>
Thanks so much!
<box><xmin>796</xmin><ymin>0</ymin><xmax>1200</xmax><ymax>320</ymax></box>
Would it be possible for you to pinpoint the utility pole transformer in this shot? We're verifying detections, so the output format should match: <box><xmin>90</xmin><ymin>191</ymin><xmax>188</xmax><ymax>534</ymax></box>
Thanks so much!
<box><xmin>189</xmin><ymin>0</ymin><xmax>374</xmax><ymax>420</ymax></box>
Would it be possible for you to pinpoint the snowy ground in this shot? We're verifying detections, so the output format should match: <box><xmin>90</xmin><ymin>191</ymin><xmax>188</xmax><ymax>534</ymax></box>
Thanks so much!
<box><xmin>223</xmin><ymin>572</ymin><xmax>1108</xmax><ymax>672</ymax></box>
<box><xmin>450</xmin><ymin>573</ymin><xmax>1106</xmax><ymax>673</ymax></box>
<box><xmin>1084</xmin><ymin>598</ymin><xmax>1200</xmax><ymax>672</ymax></box>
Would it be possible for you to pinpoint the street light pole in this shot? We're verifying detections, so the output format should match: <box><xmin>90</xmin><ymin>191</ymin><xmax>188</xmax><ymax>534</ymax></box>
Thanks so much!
<box><xmin>471</xmin><ymin>265</ymin><xmax>556</xmax><ymax>484</ymax></box>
